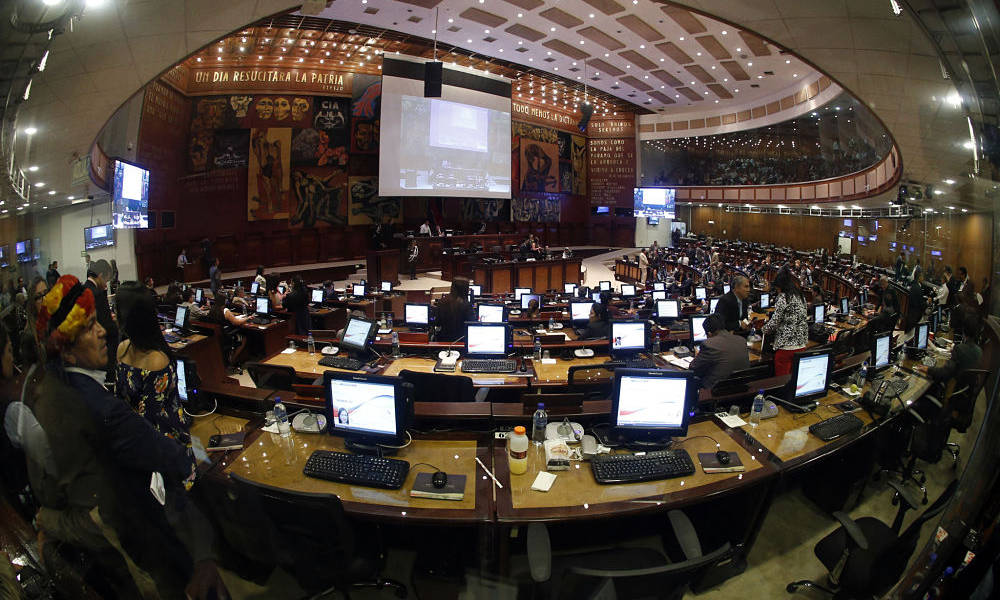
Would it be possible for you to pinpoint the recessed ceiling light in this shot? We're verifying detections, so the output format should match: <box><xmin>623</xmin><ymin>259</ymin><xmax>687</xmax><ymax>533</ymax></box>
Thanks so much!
<box><xmin>793</xmin><ymin>73</ymin><xmax>798</xmax><ymax>77</ymax></box>
<box><xmin>517</xmin><ymin>12</ymin><xmax>523</xmax><ymax>17</ymax></box>
<box><xmin>589</xmin><ymin>13</ymin><xmax>594</xmax><ymax>17</ymax></box>
<box><xmin>696</xmin><ymin>52</ymin><xmax>702</xmax><ymax>56</ymax></box>
<box><xmin>196</xmin><ymin>57</ymin><xmax>202</xmax><ymax>62</ymax></box>
<box><xmin>962</xmin><ymin>208</ymin><xmax>968</xmax><ymax>212</ymax></box>
<box><xmin>448</xmin><ymin>18</ymin><xmax>454</xmax><ymax>23</ymax></box>
<box><xmin>48</xmin><ymin>190</ymin><xmax>55</xmax><ymax>195</ymax></box>
<box><xmin>679</xmin><ymin>37</ymin><xmax>684</xmax><ymax>41</ymax></box>
<box><xmin>550</xmin><ymin>27</ymin><xmax>556</xmax><ymax>31</ymax></box>
<box><xmin>944</xmin><ymin>178</ymin><xmax>955</xmax><ymax>184</ymax></box>
<box><xmin>67</xmin><ymin>196</ymin><xmax>74</xmax><ymax>200</ymax></box>
<box><xmin>34</xmin><ymin>182</ymin><xmax>44</xmax><ymax>188</ymax></box>
<box><xmin>28</xmin><ymin>165</ymin><xmax>38</xmax><ymax>172</ymax></box>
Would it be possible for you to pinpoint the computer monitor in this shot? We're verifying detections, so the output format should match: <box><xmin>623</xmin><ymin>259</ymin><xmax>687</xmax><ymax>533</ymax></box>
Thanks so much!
<box><xmin>934</xmin><ymin>305</ymin><xmax>942</xmax><ymax>331</ymax></box>
<box><xmin>813</xmin><ymin>303</ymin><xmax>826</xmax><ymax>323</ymax></box>
<box><xmin>789</xmin><ymin>350</ymin><xmax>832</xmax><ymax>403</ymax></box>
<box><xmin>477</xmin><ymin>304</ymin><xmax>506</xmax><ymax>323</ymax></box>
<box><xmin>465</xmin><ymin>323</ymin><xmax>511</xmax><ymax>358</ymax></box>
<box><xmin>520</xmin><ymin>293</ymin><xmax>542</xmax><ymax>310</ymax></box>
<box><xmin>341</xmin><ymin>316</ymin><xmax>375</xmax><ymax>354</ymax></box>
<box><xmin>695</xmin><ymin>286</ymin><xmax>707</xmax><ymax>300</ymax></box>
<box><xmin>173</xmin><ymin>305</ymin><xmax>188</xmax><ymax>330</ymax></box>
<box><xmin>380</xmin><ymin>281</ymin><xmax>392</xmax><ymax>293</ymax></box>
<box><xmin>653</xmin><ymin>282</ymin><xmax>665</xmax><ymax>291</ymax></box>
<box><xmin>872</xmin><ymin>332</ymin><xmax>891</xmax><ymax>372</ymax></box>
<box><xmin>599</xmin><ymin>281</ymin><xmax>611</xmax><ymax>292</ymax></box>
<box><xmin>611</xmin><ymin>369</ymin><xmax>694</xmax><ymax>441</ymax></box>
<box><xmin>514</xmin><ymin>288</ymin><xmax>531</xmax><ymax>301</ymax></box>
<box><xmin>759</xmin><ymin>292</ymin><xmax>770</xmax><ymax>309</ymax></box>
<box><xmin>621</xmin><ymin>284</ymin><xmax>636</xmax><ymax>297</ymax></box>
<box><xmin>250</xmin><ymin>281</ymin><xmax>260</xmax><ymax>295</ymax></box>
<box><xmin>469</xmin><ymin>284</ymin><xmax>481</xmax><ymax>297</ymax></box>
<box><xmin>311</xmin><ymin>288</ymin><xmax>324</xmax><ymax>304</ymax></box>
<box><xmin>176</xmin><ymin>359</ymin><xmax>191</xmax><ymax>403</ymax></box>
<box><xmin>404</xmin><ymin>303</ymin><xmax>430</xmax><ymax>328</ymax></box>
<box><xmin>570</xmin><ymin>301</ymin><xmax>594</xmax><ymax>324</ymax></box>
<box><xmin>913</xmin><ymin>322</ymin><xmax>929</xmax><ymax>350</ymax></box>
<box><xmin>255</xmin><ymin>296</ymin><xmax>270</xmax><ymax>315</ymax></box>
<box><xmin>840</xmin><ymin>297</ymin><xmax>849</xmax><ymax>314</ymax></box>
<box><xmin>564</xmin><ymin>283</ymin><xmax>577</xmax><ymax>295</ymax></box>
<box><xmin>656</xmin><ymin>299</ymin><xmax>679</xmax><ymax>320</ymax></box>
<box><xmin>324</xmin><ymin>371</ymin><xmax>408</xmax><ymax>452</ymax></box>
<box><xmin>278</xmin><ymin>284</ymin><xmax>286</xmax><ymax>295</ymax></box>
<box><xmin>591</xmin><ymin>291</ymin><xmax>602</xmax><ymax>303</ymax></box>
<box><xmin>652</xmin><ymin>290</ymin><xmax>667</xmax><ymax>301</ymax></box>
<box><xmin>689</xmin><ymin>315</ymin><xmax>709</xmax><ymax>345</ymax></box>
<box><xmin>352</xmin><ymin>284</ymin><xmax>366</xmax><ymax>297</ymax></box>
<box><xmin>195</xmin><ymin>288</ymin><xmax>203</xmax><ymax>304</ymax></box>
<box><xmin>723</xmin><ymin>284</ymin><xmax>731</xmax><ymax>294</ymax></box>
<box><xmin>709</xmin><ymin>297</ymin><xmax>720</xmax><ymax>314</ymax></box>
<box><xmin>861</xmin><ymin>288</ymin><xmax>868</xmax><ymax>305</ymax></box>
<box><xmin>609</xmin><ymin>321</ymin><xmax>648</xmax><ymax>357</ymax></box>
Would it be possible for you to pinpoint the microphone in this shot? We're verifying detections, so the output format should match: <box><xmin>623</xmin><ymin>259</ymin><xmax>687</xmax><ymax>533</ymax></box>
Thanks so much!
<box><xmin>441</xmin><ymin>335</ymin><xmax>465</xmax><ymax>360</ymax></box>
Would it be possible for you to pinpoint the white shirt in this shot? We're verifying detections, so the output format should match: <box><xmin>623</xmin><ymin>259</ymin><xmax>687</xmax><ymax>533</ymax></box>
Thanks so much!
<box><xmin>177</xmin><ymin>253</ymin><xmax>188</xmax><ymax>268</ymax></box>
<box><xmin>419</xmin><ymin>223</ymin><xmax>431</xmax><ymax>235</ymax></box>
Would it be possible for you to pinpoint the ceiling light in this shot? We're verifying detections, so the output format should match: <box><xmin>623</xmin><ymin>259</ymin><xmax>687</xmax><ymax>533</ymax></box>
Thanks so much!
<box><xmin>85</xmin><ymin>0</ymin><xmax>105</xmax><ymax>6</ymax></box>
<box><xmin>963</xmin><ymin>140</ymin><xmax>975</xmax><ymax>150</ymax></box>
<box><xmin>933</xmin><ymin>190</ymin><xmax>944</xmax><ymax>195</ymax></box>
<box><xmin>944</xmin><ymin>178</ymin><xmax>955</xmax><ymax>184</ymax></box>
<box><xmin>810</xmin><ymin>205</ymin><xmax>819</xmax><ymax>210</ymax></box>
<box><xmin>34</xmin><ymin>182</ymin><xmax>44</xmax><ymax>188</ymax></box>
<box><xmin>962</xmin><ymin>208</ymin><xmax>968</xmax><ymax>212</ymax></box>
<box><xmin>889</xmin><ymin>0</ymin><xmax>903</xmax><ymax>15</ymax></box>
<box><xmin>589</xmin><ymin>13</ymin><xmax>595</xmax><ymax>17</ymax></box>
<box><xmin>48</xmin><ymin>190</ymin><xmax>55</xmax><ymax>195</ymax></box>
<box><xmin>679</xmin><ymin>37</ymin><xmax>684</xmax><ymax>41</ymax></box>
<box><xmin>196</xmin><ymin>57</ymin><xmax>202</xmax><ymax>62</ymax></box>
<box><xmin>550</xmin><ymin>27</ymin><xmax>556</xmax><ymax>31</ymax></box>
<box><xmin>28</xmin><ymin>165</ymin><xmax>38</xmax><ymax>172</ymax></box>
<box><xmin>517</xmin><ymin>12</ymin><xmax>523</xmax><ymax>17</ymax></box>
<box><xmin>946</xmin><ymin>91</ymin><xmax>961</xmax><ymax>107</ymax></box>
<box><xmin>747</xmin><ymin>61</ymin><xmax>753</xmax><ymax>66</ymax></box>
<box><xmin>948</xmin><ymin>205</ymin><xmax>956</xmax><ymax>210</ymax></box>
<box><xmin>24</xmin><ymin>127</ymin><xmax>36</xmax><ymax>135</ymax></box>
<box><xmin>793</xmin><ymin>73</ymin><xmax>798</xmax><ymax>77</ymax></box>
<box><xmin>448</xmin><ymin>18</ymin><xmax>454</xmax><ymax>23</ymax></box>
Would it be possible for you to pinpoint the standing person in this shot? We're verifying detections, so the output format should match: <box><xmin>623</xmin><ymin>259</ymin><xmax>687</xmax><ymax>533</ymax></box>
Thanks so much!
<box><xmin>83</xmin><ymin>259</ymin><xmax>117</xmax><ymax>373</ymax></box>
<box><xmin>253</xmin><ymin>266</ymin><xmax>267</xmax><ymax>290</ymax></box>
<box><xmin>418</xmin><ymin>219</ymin><xmax>432</xmax><ymax>236</ymax></box>
<box><xmin>20</xmin><ymin>277</ymin><xmax>48</xmax><ymax>368</ymax></box>
<box><xmin>435</xmin><ymin>277</ymin><xmax>473</xmax><ymax>342</ymax></box>
<box><xmin>209</xmin><ymin>258</ymin><xmax>221</xmax><ymax>297</ymax></box>
<box><xmin>894</xmin><ymin>252</ymin><xmax>906</xmax><ymax>278</ymax></box>
<box><xmin>282</xmin><ymin>276</ymin><xmax>311</xmax><ymax>335</ymax></box>
<box><xmin>761</xmin><ymin>268</ymin><xmax>809</xmax><ymax>376</ymax></box>
<box><xmin>910</xmin><ymin>257</ymin><xmax>922</xmax><ymax>282</ymax></box>
<box><xmin>406</xmin><ymin>239</ymin><xmax>419</xmax><ymax>281</ymax></box>
<box><xmin>904</xmin><ymin>269</ymin><xmax>927</xmax><ymax>333</ymax></box>
<box><xmin>715</xmin><ymin>275</ymin><xmax>751</xmax><ymax>333</ymax></box>
<box><xmin>176</xmin><ymin>248</ymin><xmax>189</xmax><ymax>270</ymax></box>
<box><xmin>638</xmin><ymin>249</ymin><xmax>649</xmax><ymax>285</ymax></box>
<box><xmin>45</xmin><ymin>261</ymin><xmax>60</xmax><ymax>288</ymax></box>
<box><xmin>109</xmin><ymin>259</ymin><xmax>120</xmax><ymax>296</ymax></box>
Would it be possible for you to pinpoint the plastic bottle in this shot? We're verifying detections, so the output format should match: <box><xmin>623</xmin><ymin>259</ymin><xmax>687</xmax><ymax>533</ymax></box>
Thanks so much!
<box><xmin>749</xmin><ymin>390</ymin><xmax>764</xmax><ymax>428</ymax></box>
<box><xmin>307</xmin><ymin>332</ymin><xmax>316</xmax><ymax>355</ymax></box>
<box><xmin>532</xmin><ymin>403</ymin><xmax>548</xmax><ymax>444</ymax></box>
<box><xmin>858</xmin><ymin>360</ymin><xmax>869</xmax><ymax>386</ymax></box>
<box><xmin>391</xmin><ymin>331</ymin><xmax>401</xmax><ymax>358</ymax></box>
<box><xmin>273</xmin><ymin>398</ymin><xmax>291</xmax><ymax>438</ymax></box>
<box><xmin>509</xmin><ymin>426</ymin><xmax>528</xmax><ymax>475</ymax></box>
<box><xmin>548</xmin><ymin>314</ymin><xmax>556</xmax><ymax>330</ymax></box>
<box><xmin>534</xmin><ymin>336</ymin><xmax>542</xmax><ymax>360</ymax></box>
<box><xmin>386</xmin><ymin>314</ymin><xmax>393</xmax><ymax>329</ymax></box>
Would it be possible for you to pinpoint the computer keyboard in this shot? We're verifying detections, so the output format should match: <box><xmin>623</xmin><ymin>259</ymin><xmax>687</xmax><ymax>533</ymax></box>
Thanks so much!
<box><xmin>303</xmin><ymin>450</ymin><xmax>409</xmax><ymax>490</ymax></box>
<box><xmin>604</xmin><ymin>358</ymin><xmax>659</xmax><ymax>370</ymax></box>
<box><xmin>809</xmin><ymin>413</ymin><xmax>865</xmax><ymax>442</ymax></box>
<box><xmin>591</xmin><ymin>449</ymin><xmax>696</xmax><ymax>484</ymax></box>
<box><xmin>250</xmin><ymin>316</ymin><xmax>272</xmax><ymax>325</ymax></box>
<box><xmin>163</xmin><ymin>333</ymin><xmax>184</xmax><ymax>344</ymax></box>
<box><xmin>461</xmin><ymin>358</ymin><xmax>517</xmax><ymax>373</ymax></box>
<box><xmin>318</xmin><ymin>356</ymin><xmax>365</xmax><ymax>371</ymax></box>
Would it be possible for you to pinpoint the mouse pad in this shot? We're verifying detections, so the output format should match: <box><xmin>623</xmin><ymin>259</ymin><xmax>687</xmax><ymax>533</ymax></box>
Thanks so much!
<box><xmin>409</xmin><ymin>472</ymin><xmax>467</xmax><ymax>500</ymax></box>
<box><xmin>697</xmin><ymin>452</ymin><xmax>745</xmax><ymax>473</ymax></box>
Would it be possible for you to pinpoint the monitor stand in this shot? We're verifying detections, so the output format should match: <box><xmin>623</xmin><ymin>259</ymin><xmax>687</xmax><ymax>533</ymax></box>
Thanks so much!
<box><xmin>606</xmin><ymin>430</ymin><xmax>674</xmax><ymax>451</ymax></box>
<box><xmin>345</xmin><ymin>439</ymin><xmax>398</xmax><ymax>456</ymax></box>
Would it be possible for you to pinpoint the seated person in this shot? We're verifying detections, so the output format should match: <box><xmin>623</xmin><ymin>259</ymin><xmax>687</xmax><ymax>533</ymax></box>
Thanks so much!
<box><xmin>525</xmin><ymin>298</ymin><xmax>541</xmax><ymax>318</ymax></box>
<box><xmin>689</xmin><ymin>314</ymin><xmax>752</xmax><ymax>391</ymax></box>
<box><xmin>916</xmin><ymin>305</ymin><xmax>982</xmax><ymax>382</ymax></box>
<box><xmin>435</xmin><ymin>278</ymin><xmax>474</xmax><ymax>342</ymax></box>
<box><xmin>206</xmin><ymin>292</ymin><xmax>248</xmax><ymax>326</ymax></box>
<box><xmin>231</xmin><ymin>285</ymin><xmax>250</xmax><ymax>313</ymax></box>
<box><xmin>177</xmin><ymin>288</ymin><xmax>208</xmax><ymax>319</ymax></box>
<box><xmin>322</xmin><ymin>280</ymin><xmax>337</xmax><ymax>302</ymax></box>
<box><xmin>268</xmin><ymin>277</ymin><xmax>286</xmax><ymax>310</ymax></box>
<box><xmin>162</xmin><ymin>282</ymin><xmax>182</xmax><ymax>306</ymax></box>
<box><xmin>579</xmin><ymin>300</ymin><xmax>610</xmax><ymax>340</ymax></box>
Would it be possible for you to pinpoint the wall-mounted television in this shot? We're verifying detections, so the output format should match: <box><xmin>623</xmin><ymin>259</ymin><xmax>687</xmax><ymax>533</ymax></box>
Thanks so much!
<box><xmin>15</xmin><ymin>240</ymin><xmax>31</xmax><ymax>263</ymax></box>
<box><xmin>595</xmin><ymin>206</ymin><xmax>610</xmax><ymax>214</ymax></box>
<box><xmin>111</xmin><ymin>159</ymin><xmax>150</xmax><ymax>229</ymax></box>
<box><xmin>633</xmin><ymin>187</ymin><xmax>676</xmax><ymax>218</ymax></box>
<box><xmin>84</xmin><ymin>224</ymin><xmax>115</xmax><ymax>250</ymax></box>
<box><xmin>0</xmin><ymin>244</ymin><xmax>8</xmax><ymax>268</ymax></box>
<box><xmin>843</xmin><ymin>218</ymin><xmax>853</xmax><ymax>226</ymax></box>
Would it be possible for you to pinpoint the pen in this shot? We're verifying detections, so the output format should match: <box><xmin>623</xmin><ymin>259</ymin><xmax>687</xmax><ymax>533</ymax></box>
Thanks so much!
<box><xmin>475</xmin><ymin>456</ymin><xmax>503</xmax><ymax>489</ymax></box>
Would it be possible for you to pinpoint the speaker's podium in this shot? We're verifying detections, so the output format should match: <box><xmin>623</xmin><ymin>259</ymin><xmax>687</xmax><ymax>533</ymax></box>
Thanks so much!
<box><xmin>180</xmin><ymin>263</ymin><xmax>202</xmax><ymax>283</ymax></box>
<box><xmin>367</xmin><ymin>249</ymin><xmax>401</xmax><ymax>286</ymax></box>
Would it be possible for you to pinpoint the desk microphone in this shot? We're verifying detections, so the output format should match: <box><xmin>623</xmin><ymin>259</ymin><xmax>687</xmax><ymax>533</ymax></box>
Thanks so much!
<box><xmin>440</xmin><ymin>336</ymin><xmax>465</xmax><ymax>361</ymax></box>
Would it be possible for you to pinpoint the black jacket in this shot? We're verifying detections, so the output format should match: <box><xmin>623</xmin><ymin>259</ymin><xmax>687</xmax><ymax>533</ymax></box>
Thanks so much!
<box><xmin>714</xmin><ymin>291</ymin><xmax>747</xmax><ymax>332</ymax></box>
<box><xmin>282</xmin><ymin>288</ymin><xmax>311</xmax><ymax>335</ymax></box>
<box><xmin>580</xmin><ymin>319</ymin><xmax>610</xmax><ymax>340</ymax></box>
<box><xmin>83</xmin><ymin>279</ymin><xmax>118</xmax><ymax>370</ymax></box>
<box><xmin>436</xmin><ymin>296</ymin><xmax>473</xmax><ymax>342</ymax></box>
<box><xmin>690</xmin><ymin>331</ymin><xmax>752</xmax><ymax>390</ymax></box>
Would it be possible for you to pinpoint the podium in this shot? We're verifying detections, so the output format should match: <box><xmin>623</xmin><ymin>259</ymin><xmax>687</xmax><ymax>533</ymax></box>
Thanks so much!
<box><xmin>180</xmin><ymin>263</ymin><xmax>202</xmax><ymax>283</ymax></box>
<box><xmin>367</xmin><ymin>249</ymin><xmax>401</xmax><ymax>286</ymax></box>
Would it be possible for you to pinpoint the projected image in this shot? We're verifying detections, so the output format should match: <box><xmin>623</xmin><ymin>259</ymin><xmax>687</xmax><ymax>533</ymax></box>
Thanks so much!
<box><xmin>633</xmin><ymin>188</ymin><xmax>676</xmax><ymax>219</ymax></box>
<box><xmin>112</xmin><ymin>160</ymin><xmax>150</xmax><ymax>229</ymax></box>
<box><xmin>391</xmin><ymin>95</ymin><xmax>510</xmax><ymax>195</ymax></box>
<box><xmin>795</xmin><ymin>355</ymin><xmax>828</xmax><ymax>398</ymax></box>
<box><xmin>329</xmin><ymin>380</ymin><xmax>396</xmax><ymax>435</ymax></box>
<box><xmin>616</xmin><ymin>376</ymin><xmax>687</xmax><ymax>428</ymax></box>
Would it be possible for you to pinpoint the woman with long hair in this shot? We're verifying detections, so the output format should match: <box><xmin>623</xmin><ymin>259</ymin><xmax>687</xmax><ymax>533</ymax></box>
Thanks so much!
<box><xmin>435</xmin><ymin>277</ymin><xmax>473</xmax><ymax>342</ymax></box>
<box><xmin>761</xmin><ymin>268</ymin><xmax>809</xmax><ymax>376</ymax></box>
<box><xmin>19</xmin><ymin>277</ymin><xmax>48</xmax><ymax>368</ymax></box>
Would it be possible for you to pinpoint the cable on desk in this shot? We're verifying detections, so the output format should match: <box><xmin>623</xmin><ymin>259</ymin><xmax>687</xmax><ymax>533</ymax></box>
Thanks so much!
<box><xmin>793</xmin><ymin>411</ymin><xmax>824</xmax><ymax>423</ymax></box>
<box><xmin>376</xmin><ymin>429</ymin><xmax>413</xmax><ymax>450</ymax></box>
<box><xmin>184</xmin><ymin>398</ymin><xmax>218</xmax><ymax>419</ymax></box>
<box><xmin>671</xmin><ymin>434</ymin><xmax>721</xmax><ymax>448</ymax></box>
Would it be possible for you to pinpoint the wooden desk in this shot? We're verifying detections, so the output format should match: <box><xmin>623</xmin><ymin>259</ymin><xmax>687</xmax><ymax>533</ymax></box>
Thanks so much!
<box><xmin>367</xmin><ymin>249</ymin><xmax>401</xmax><ymax>285</ymax></box>
<box><xmin>381</xmin><ymin>357</ymin><xmax>531</xmax><ymax>388</ymax></box>
<box><xmin>170</xmin><ymin>334</ymin><xmax>226</xmax><ymax>386</ymax></box>
<box><xmin>473</xmin><ymin>257</ymin><xmax>582</xmax><ymax>294</ymax></box>
<box><xmin>242</xmin><ymin>319</ymin><xmax>292</xmax><ymax>359</ymax></box>
<box><xmin>262</xmin><ymin>348</ymin><xmax>369</xmax><ymax>378</ymax></box>
<box><xmin>530</xmin><ymin>356</ymin><xmax>617</xmax><ymax>386</ymax></box>
<box><xmin>224</xmin><ymin>433</ymin><xmax>492</xmax><ymax>523</ymax></box>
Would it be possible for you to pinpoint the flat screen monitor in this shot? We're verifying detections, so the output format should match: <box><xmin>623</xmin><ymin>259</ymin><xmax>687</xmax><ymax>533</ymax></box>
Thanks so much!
<box><xmin>570</xmin><ymin>301</ymin><xmax>593</xmax><ymax>324</ymax></box>
<box><xmin>0</xmin><ymin>245</ymin><xmax>7</xmax><ymax>269</ymax></box>
<box><xmin>653</xmin><ymin>282</ymin><xmax>665</xmax><ymax>291</ymax></box>
<box><xmin>469</xmin><ymin>284</ymin><xmax>481</xmax><ymax>297</ymax></box>
<box><xmin>477</xmin><ymin>304</ymin><xmax>506</xmax><ymax>323</ymax></box>
<box><xmin>520</xmin><ymin>293</ymin><xmax>541</xmax><ymax>310</ymax></box>
<box><xmin>689</xmin><ymin>315</ymin><xmax>708</xmax><ymax>344</ymax></box>
<box><xmin>250</xmin><ymin>281</ymin><xmax>259</xmax><ymax>295</ymax></box>
<box><xmin>621</xmin><ymin>284</ymin><xmax>636</xmax><ymax>297</ymax></box>
<box><xmin>791</xmin><ymin>350</ymin><xmax>831</xmax><ymax>402</ymax></box>
<box><xmin>514</xmin><ymin>287</ymin><xmax>531</xmax><ymax>301</ymax></box>
<box><xmin>465</xmin><ymin>323</ymin><xmax>510</xmax><ymax>357</ymax></box>
<box><xmin>652</xmin><ymin>290</ymin><xmax>667</xmax><ymax>301</ymax></box>
<box><xmin>404</xmin><ymin>303</ymin><xmax>430</xmax><ymax>326</ymax></box>
<box><xmin>559</xmin><ymin>283</ymin><xmax>575</xmax><ymax>296</ymax></box>
<box><xmin>14</xmin><ymin>240</ymin><xmax>30</xmax><ymax>263</ymax></box>
<box><xmin>174</xmin><ymin>305</ymin><xmax>188</xmax><ymax>330</ymax></box>
<box><xmin>610</xmin><ymin>321</ymin><xmax>647</xmax><ymax>356</ymax></box>
<box><xmin>111</xmin><ymin>159</ymin><xmax>150</xmax><ymax>229</ymax></box>
<box><xmin>311</xmin><ymin>289</ymin><xmax>324</xmax><ymax>303</ymax></box>
<box><xmin>695</xmin><ymin>287</ymin><xmax>707</xmax><ymax>300</ymax></box>
<box><xmin>599</xmin><ymin>281</ymin><xmax>611</xmax><ymax>292</ymax></box>
<box><xmin>632</xmin><ymin>187</ymin><xmax>677</xmax><ymax>219</ymax></box>
<box><xmin>760</xmin><ymin>293</ymin><xmax>770</xmax><ymax>309</ymax></box>
<box><xmin>324</xmin><ymin>372</ymin><xmax>407</xmax><ymax>448</ymax></box>
<box><xmin>194</xmin><ymin>288</ymin><xmax>203</xmax><ymax>304</ymax></box>
<box><xmin>176</xmin><ymin>359</ymin><xmax>190</xmax><ymax>403</ymax></box>
<box><xmin>255</xmin><ymin>297</ymin><xmax>270</xmax><ymax>315</ymax></box>
<box><xmin>709</xmin><ymin>297</ymin><xmax>720</xmax><ymax>313</ymax></box>
<box><xmin>656</xmin><ymin>300</ymin><xmax>679</xmax><ymax>320</ymax></box>
<box><xmin>840</xmin><ymin>297</ymin><xmax>849</xmax><ymax>314</ymax></box>
<box><xmin>611</xmin><ymin>369</ymin><xmax>693</xmax><ymax>439</ymax></box>
<box><xmin>591</xmin><ymin>292</ymin><xmax>602</xmax><ymax>303</ymax></box>
<box><xmin>84</xmin><ymin>224</ymin><xmax>115</xmax><ymax>250</ymax></box>
<box><xmin>914</xmin><ymin>323</ymin><xmax>929</xmax><ymax>350</ymax></box>
<box><xmin>934</xmin><ymin>305</ymin><xmax>942</xmax><ymax>331</ymax></box>
<box><xmin>814</xmin><ymin>304</ymin><xmax>825</xmax><ymax>323</ymax></box>
<box><xmin>861</xmin><ymin>288</ymin><xmax>868</xmax><ymax>305</ymax></box>
<box><xmin>723</xmin><ymin>284</ymin><xmax>731</xmax><ymax>294</ymax></box>
<box><xmin>380</xmin><ymin>281</ymin><xmax>392</xmax><ymax>293</ymax></box>
<box><xmin>341</xmin><ymin>317</ymin><xmax>375</xmax><ymax>353</ymax></box>
<box><xmin>872</xmin><ymin>332</ymin><xmax>891</xmax><ymax>371</ymax></box>
<box><xmin>352</xmin><ymin>284</ymin><xmax>366</xmax><ymax>297</ymax></box>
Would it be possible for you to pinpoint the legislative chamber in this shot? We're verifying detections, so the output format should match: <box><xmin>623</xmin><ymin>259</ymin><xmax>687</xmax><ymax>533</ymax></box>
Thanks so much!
<box><xmin>3</xmin><ymin>1</ymin><xmax>1000</xmax><ymax>599</ymax></box>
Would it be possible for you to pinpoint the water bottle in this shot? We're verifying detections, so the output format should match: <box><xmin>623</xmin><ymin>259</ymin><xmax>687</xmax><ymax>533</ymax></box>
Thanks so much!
<box><xmin>273</xmin><ymin>398</ymin><xmax>291</xmax><ymax>438</ymax></box>
<box><xmin>306</xmin><ymin>332</ymin><xmax>315</xmax><ymax>355</ymax></box>
<box><xmin>749</xmin><ymin>390</ymin><xmax>764</xmax><ymax>428</ymax></box>
<box><xmin>534</xmin><ymin>336</ymin><xmax>542</xmax><ymax>360</ymax></box>
<box><xmin>548</xmin><ymin>314</ymin><xmax>555</xmax><ymax>330</ymax></box>
<box><xmin>532</xmin><ymin>403</ymin><xmax>548</xmax><ymax>444</ymax></box>
<box><xmin>391</xmin><ymin>331</ymin><xmax>401</xmax><ymax>358</ymax></box>
<box><xmin>386</xmin><ymin>314</ymin><xmax>393</xmax><ymax>329</ymax></box>
<box><xmin>858</xmin><ymin>360</ymin><xmax>869</xmax><ymax>385</ymax></box>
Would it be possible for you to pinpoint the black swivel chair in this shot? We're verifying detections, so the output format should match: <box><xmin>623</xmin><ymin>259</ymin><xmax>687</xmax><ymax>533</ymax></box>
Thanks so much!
<box><xmin>245</xmin><ymin>362</ymin><xmax>298</xmax><ymax>391</ymax></box>
<box><xmin>228</xmin><ymin>474</ymin><xmax>407</xmax><ymax>599</ymax></box>
<box><xmin>567</xmin><ymin>364</ymin><xmax>617</xmax><ymax>400</ymax></box>
<box><xmin>787</xmin><ymin>479</ymin><xmax>958</xmax><ymax>598</ymax></box>
<box><xmin>526</xmin><ymin>509</ymin><xmax>734</xmax><ymax>600</ymax></box>
<box><xmin>398</xmin><ymin>369</ymin><xmax>487</xmax><ymax>402</ymax></box>
<box><xmin>923</xmin><ymin>368</ymin><xmax>989</xmax><ymax>468</ymax></box>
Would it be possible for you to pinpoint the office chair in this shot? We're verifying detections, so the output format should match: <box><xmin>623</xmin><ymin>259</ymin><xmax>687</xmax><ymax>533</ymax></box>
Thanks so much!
<box><xmin>709</xmin><ymin>363</ymin><xmax>774</xmax><ymax>397</ymax></box>
<box><xmin>227</xmin><ymin>474</ymin><xmax>407</xmax><ymax>599</ymax></box>
<box><xmin>787</xmin><ymin>479</ymin><xmax>957</xmax><ymax>598</ymax></box>
<box><xmin>567</xmin><ymin>364</ymin><xmax>616</xmax><ymax>400</ymax></box>
<box><xmin>526</xmin><ymin>509</ymin><xmax>734</xmax><ymax>600</ymax></box>
<box><xmin>245</xmin><ymin>362</ymin><xmax>297</xmax><ymax>391</ymax></box>
<box><xmin>398</xmin><ymin>369</ymin><xmax>487</xmax><ymax>402</ymax></box>
<box><xmin>923</xmin><ymin>368</ymin><xmax>989</xmax><ymax>469</ymax></box>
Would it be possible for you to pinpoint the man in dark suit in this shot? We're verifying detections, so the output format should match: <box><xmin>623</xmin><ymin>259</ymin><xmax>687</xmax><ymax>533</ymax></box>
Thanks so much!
<box><xmin>690</xmin><ymin>314</ymin><xmax>751</xmax><ymax>391</ymax></box>
<box><xmin>83</xmin><ymin>259</ymin><xmax>117</xmax><ymax>373</ymax></box>
<box><xmin>714</xmin><ymin>275</ymin><xmax>750</xmax><ymax>334</ymax></box>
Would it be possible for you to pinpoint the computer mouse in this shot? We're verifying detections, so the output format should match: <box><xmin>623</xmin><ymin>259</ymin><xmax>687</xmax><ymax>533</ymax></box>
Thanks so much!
<box><xmin>432</xmin><ymin>471</ymin><xmax>448</xmax><ymax>489</ymax></box>
<box><xmin>716</xmin><ymin>450</ymin><xmax>731</xmax><ymax>465</ymax></box>
<box><xmin>519</xmin><ymin>359</ymin><xmax>527</xmax><ymax>372</ymax></box>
